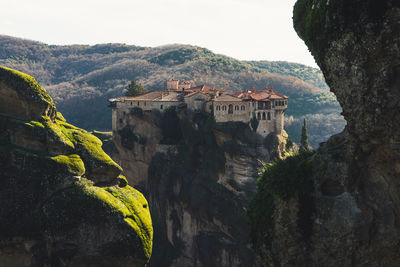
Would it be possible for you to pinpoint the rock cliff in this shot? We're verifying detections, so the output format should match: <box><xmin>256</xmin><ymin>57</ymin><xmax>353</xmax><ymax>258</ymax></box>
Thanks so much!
<box><xmin>0</xmin><ymin>66</ymin><xmax>153</xmax><ymax>267</ymax></box>
<box><xmin>111</xmin><ymin>108</ymin><xmax>291</xmax><ymax>266</ymax></box>
<box><xmin>248</xmin><ymin>1</ymin><xmax>400</xmax><ymax>266</ymax></box>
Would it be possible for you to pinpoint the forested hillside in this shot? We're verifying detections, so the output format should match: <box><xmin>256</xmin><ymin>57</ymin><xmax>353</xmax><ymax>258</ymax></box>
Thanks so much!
<box><xmin>0</xmin><ymin>35</ymin><xmax>345</xmax><ymax>147</ymax></box>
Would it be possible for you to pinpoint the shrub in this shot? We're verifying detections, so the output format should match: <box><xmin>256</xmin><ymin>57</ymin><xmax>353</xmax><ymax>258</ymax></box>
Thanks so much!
<box><xmin>247</xmin><ymin>151</ymin><xmax>315</xmax><ymax>252</ymax></box>
<box><xmin>130</xmin><ymin>107</ymin><xmax>143</xmax><ymax>117</ymax></box>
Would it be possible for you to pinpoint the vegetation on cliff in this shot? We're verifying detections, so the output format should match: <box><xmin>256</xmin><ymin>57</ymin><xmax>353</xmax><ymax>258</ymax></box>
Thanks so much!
<box><xmin>247</xmin><ymin>151</ymin><xmax>315</xmax><ymax>262</ymax></box>
<box><xmin>0</xmin><ymin>66</ymin><xmax>153</xmax><ymax>265</ymax></box>
<box><xmin>247</xmin><ymin>0</ymin><xmax>400</xmax><ymax>265</ymax></box>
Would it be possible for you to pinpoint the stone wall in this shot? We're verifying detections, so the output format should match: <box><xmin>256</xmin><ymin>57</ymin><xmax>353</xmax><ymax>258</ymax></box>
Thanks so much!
<box><xmin>214</xmin><ymin>101</ymin><xmax>250</xmax><ymax>123</ymax></box>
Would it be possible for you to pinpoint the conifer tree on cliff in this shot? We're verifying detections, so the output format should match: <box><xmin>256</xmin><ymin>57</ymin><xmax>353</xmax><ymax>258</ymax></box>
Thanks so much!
<box><xmin>125</xmin><ymin>81</ymin><xmax>146</xmax><ymax>97</ymax></box>
<box><xmin>300</xmin><ymin>118</ymin><xmax>310</xmax><ymax>153</ymax></box>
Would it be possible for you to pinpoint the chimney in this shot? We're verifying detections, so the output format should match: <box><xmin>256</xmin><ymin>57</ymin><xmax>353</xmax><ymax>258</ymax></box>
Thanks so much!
<box><xmin>270</xmin><ymin>87</ymin><xmax>274</xmax><ymax>93</ymax></box>
<box><xmin>265</xmin><ymin>87</ymin><xmax>269</xmax><ymax>93</ymax></box>
<box><xmin>252</xmin><ymin>87</ymin><xmax>256</xmax><ymax>93</ymax></box>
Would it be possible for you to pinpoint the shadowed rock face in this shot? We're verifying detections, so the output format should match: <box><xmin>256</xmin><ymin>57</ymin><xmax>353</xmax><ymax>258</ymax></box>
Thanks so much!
<box><xmin>248</xmin><ymin>1</ymin><xmax>400</xmax><ymax>266</ymax></box>
<box><xmin>294</xmin><ymin>0</ymin><xmax>400</xmax><ymax>148</ymax></box>
<box><xmin>0</xmin><ymin>66</ymin><xmax>153</xmax><ymax>267</ymax></box>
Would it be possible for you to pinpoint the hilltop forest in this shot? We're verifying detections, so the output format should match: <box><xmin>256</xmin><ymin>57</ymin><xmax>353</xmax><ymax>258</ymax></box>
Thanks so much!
<box><xmin>0</xmin><ymin>35</ymin><xmax>345</xmax><ymax>147</ymax></box>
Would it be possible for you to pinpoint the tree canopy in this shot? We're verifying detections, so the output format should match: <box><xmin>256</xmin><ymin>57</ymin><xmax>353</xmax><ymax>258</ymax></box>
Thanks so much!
<box><xmin>300</xmin><ymin>118</ymin><xmax>311</xmax><ymax>153</ymax></box>
<box><xmin>125</xmin><ymin>81</ymin><xmax>147</xmax><ymax>97</ymax></box>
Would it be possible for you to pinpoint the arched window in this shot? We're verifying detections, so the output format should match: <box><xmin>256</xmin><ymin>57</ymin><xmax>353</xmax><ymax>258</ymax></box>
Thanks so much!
<box><xmin>216</xmin><ymin>105</ymin><xmax>220</xmax><ymax>111</ymax></box>
<box><xmin>262</xmin><ymin>112</ymin><xmax>266</xmax><ymax>120</ymax></box>
<box><xmin>267</xmin><ymin>112</ymin><xmax>271</xmax><ymax>120</ymax></box>
<box><xmin>235</xmin><ymin>105</ymin><xmax>239</xmax><ymax>111</ymax></box>
<box><xmin>130</xmin><ymin>102</ymin><xmax>132</xmax><ymax>106</ymax></box>
<box><xmin>137</xmin><ymin>101</ymin><xmax>140</xmax><ymax>106</ymax></box>
<box><xmin>228</xmin><ymin>104</ymin><xmax>233</xmax><ymax>114</ymax></box>
<box><xmin>241</xmin><ymin>105</ymin><xmax>245</xmax><ymax>110</ymax></box>
<box><xmin>257</xmin><ymin>112</ymin><xmax>261</xmax><ymax>120</ymax></box>
<box><xmin>222</xmin><ymin>105</ymin><xmax>227</xmax><ymax>111</ymax></box>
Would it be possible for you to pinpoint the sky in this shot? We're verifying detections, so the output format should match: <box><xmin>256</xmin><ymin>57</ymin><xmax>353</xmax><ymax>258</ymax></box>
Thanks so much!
<box><xmin>1</xmin><ymin>0</ymin><xmax>318</xmax><ymax>67</ymax></box>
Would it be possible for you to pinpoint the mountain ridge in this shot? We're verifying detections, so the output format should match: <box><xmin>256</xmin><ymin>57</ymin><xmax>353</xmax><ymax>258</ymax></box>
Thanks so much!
<box><xmin>0</xmin><ymin>35</ymin><xmax>345</xmax><ymax>147</ymax></box>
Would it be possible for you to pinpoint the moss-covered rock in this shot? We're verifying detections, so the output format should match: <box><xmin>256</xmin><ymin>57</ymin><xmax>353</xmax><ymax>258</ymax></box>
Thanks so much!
<box><xmin>0</xmin><ymin>67</ymin><xmax>152</xmax><ymax>266</ymax></box>
<box><xmin>0</xmin><ymin>66</ymin><xmax>56</xmax><ymax>121</ymax></box>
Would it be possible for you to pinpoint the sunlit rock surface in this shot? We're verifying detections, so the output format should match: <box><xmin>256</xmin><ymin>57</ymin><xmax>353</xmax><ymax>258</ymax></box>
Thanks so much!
<box><xmin>0</xmin><ymin>66</ymin><xmax>153</xmax><ymax>267</ymax></box>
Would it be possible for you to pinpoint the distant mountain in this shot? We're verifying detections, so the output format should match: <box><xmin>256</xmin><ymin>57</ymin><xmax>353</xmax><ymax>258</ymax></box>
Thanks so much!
<box><xmin>0</xmin><ymin>35</ymin><xmax>345</xmax><ymax>147</ymax></box>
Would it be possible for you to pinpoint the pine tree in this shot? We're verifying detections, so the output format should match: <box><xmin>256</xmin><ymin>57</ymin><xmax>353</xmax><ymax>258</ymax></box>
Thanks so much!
<box><xmin>125</xmin><ymin>81</ymin><xmax>146</xmax><ymax>97</ymax></box>
<box><xmin>300</xmin><ymin>118</ymin><xmax>310</xmax><ymax>153</ymax></box>
<box><xmin>250</xmin><ymin>115</ymin><xmax>259</xmax><ymax>132</ymax></box>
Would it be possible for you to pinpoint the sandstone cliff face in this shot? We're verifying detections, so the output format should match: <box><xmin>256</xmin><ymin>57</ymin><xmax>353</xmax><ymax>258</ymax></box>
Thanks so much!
<box><xmin>0</xmin><ymin>66</ymin><xmax>153</xmax><ymax>267</ymax></box>
<box><xmin>248</xmin><ymin>1</ymin><xmax>400</xmax><ymax>266</ymax></box>
<box><xmin>112</xmin><ymin>109</ymin><xmax>291</xmax><ymax>267</ymax></box>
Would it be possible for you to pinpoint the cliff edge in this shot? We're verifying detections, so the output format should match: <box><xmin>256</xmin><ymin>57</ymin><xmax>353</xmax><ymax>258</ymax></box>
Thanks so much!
<box><xmin>0</xmin><ymin>66</ymin><xmax>153</xmax><ymax>267</ymax></box>
<box><xmin>111</xmin><ymin>107</ymin><xmax>292</xmax><ymax>266</ymax></box>
<box><xmin>248</xmin><ymin>1</ymin><xmax>400</xmax><ymax>266</ymax></box>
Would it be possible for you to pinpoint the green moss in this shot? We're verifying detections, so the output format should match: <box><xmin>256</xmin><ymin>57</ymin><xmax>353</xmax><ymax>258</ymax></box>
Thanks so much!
<box><xmin>105</xmin><ymin>186</ymin><xmax>153</xmax><ymax>260</ymax></box>
<box><xmin>42</xmin><ymin>179</ymin><xmax>153</xmax><ymax>261</ymax></box>
<box><xmin>41</xmin><ymin>116</ymin><xmax>75</xmax><ymax>149</ymax></box>
<box><xmin>56</xmin><ymin>112</ymin><xmax>66</xmax><ymax>122</ymax></box>
<box><xmin>0</xmin><ymin>66</ymin><xmax>55</xmax><ymax>110</ymax></box>
<box><xmin>56</xmin><ymin>120</ymin><xmax>81</xmax><ymax>143</ymax></box>
<box><xmin>91</xmin><ymin>130</ymin><xmax>112</xmax><ymax>140</ymax></box>
<box><xmin>25</xmin><ymin>120</ymin><xmax>45</xmax><ymax>129</ymax></box>
<box><xmin>293</xmin><ymin>0</ymin><xmax>391</xmax><ymax>61</ymax></box>
<box><xmin>50</xmin><ymin>154</ymin><xmax>85</xmax><ymax>176</ymax></box>
<box><xmin>72</xmin><ymin>129</ymin><xmax>118</xmax><ymax>168</ymax></box>
<box><xmin>117</xmin><ymin>174</ymin><xmax>128</xmax><ymax>187</ymax></box>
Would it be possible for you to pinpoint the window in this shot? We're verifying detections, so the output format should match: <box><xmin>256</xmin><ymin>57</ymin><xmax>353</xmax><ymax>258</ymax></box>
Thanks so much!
<box><xmin>257</xmin><ymin>112</ymin><xmax>261</xmax><ymax>120</ymax></box>
<box><xmin>258</xmin><ymin>101</ymin><xmax>268</xmax><ymax>110</ymax></box>
<box><xmin>160</xmin><ymin>105</ymin><xmax>163</xmax><ymax>110</ymax></box>
<box><xmin>228</xmin><ymin>104</ymin><xmax>233</xmax><ymax>114</ymax></box>
<box><xmin>137</xmin><ymin>101</ymin><xmax>140</xmax><ymax>106</ymax></box>
<box><xmin>123</xmin><ymin>111</ymin><xmax>126</xmax><ymax>115</ymax></box>
<box><xmin>216</xmin><ymin>105</ymin><xmax>220</xmax><ymax>111</ymax></box>
<box><xmin>262</xmin><ymin>112</ymin><xmax>266</xmax><ymax>120</ymax></box>
<box><xmin>222</xmin><ymin>105</ymin><xmax>227</xmax><ymax>111</ymax></box>
<box><xmin>235</xmin><ymin>105</ymin><xmax>239</xmax><ymax>111</ymax></box>
<box><xmin>267</xmin><ymin>112</ymin><xmax>271</xmax><ymax>120</ymax></box>
<box><xmin>241</xmin><ymin>105</ymin><xmax>245</xmax><ymax>110</ymax></box>
<box><xmin>130</xmin><ymin>102</ymin><xmax>132</xmax><ymax>106</ymax></box>
<box><xmin>144</xmin><ymin>102</ymin><xmax>147</xmax><ymax>106</ymax></box>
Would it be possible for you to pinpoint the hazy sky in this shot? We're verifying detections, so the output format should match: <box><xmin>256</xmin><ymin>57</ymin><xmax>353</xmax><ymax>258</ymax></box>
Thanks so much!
<box><xmin>1</xmin><ymin>0</ymin><xmax>318</xmax><ymax>67</ymax></box>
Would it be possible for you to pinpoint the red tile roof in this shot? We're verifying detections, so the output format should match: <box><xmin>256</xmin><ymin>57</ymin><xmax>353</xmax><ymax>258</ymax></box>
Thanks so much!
<box><xmin>236</xmin><ymin>88</ymin><xmax>288</xmax><ymax>101</ymax></box>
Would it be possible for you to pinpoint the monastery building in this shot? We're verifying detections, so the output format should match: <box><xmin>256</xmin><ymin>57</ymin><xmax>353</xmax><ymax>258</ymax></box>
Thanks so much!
<box><xmin>109</xmin><ymin>79</ymin><xmax>288</xmax><ymax>137</ymax></box>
